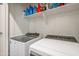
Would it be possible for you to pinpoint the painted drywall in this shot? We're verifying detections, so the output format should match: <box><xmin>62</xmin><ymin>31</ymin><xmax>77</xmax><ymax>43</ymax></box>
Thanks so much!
<box><xmin>29</xmin><ymin>9</ymin><xmax>79</xmax><ymax>42</ymax></box>
<box><xmin>9</xmin><ymin>3</ymin><xmax>29</xmax><ymax>37</ymax></box>
<box><xmin>9</xmin><ymin>4</ymin><xmax>79</xmax><ymax>42</ymax></box>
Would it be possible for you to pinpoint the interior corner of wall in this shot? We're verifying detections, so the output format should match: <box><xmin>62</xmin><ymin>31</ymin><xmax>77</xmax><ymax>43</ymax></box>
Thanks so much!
<box><xmin>74</xmin><ymin>35</ymin><xmax>79</xmax><ymax>43</ymax></box>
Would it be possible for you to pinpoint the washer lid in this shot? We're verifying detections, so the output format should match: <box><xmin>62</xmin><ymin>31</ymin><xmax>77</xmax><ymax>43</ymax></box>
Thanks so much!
<box><xmin>11</xmin><ymin>35</ymin><xmax>37</xmax><ymax>42</ymax></box>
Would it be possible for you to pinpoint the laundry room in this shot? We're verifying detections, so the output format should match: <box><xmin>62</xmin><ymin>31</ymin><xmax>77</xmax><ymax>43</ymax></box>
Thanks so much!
<box><xmin>9</xmin><ymin>3</ymin><xmax>79</xmax><ymax>56</ymax></box>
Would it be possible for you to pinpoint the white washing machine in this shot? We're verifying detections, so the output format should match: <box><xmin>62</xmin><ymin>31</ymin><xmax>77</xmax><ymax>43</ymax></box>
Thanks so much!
<box><xmin>10</xmin><ymin>33</ymin><xmax>42</xmax><ymax>56</ymax></box>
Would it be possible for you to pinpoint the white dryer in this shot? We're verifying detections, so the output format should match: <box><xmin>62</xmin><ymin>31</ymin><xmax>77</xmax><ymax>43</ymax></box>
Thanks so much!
<box><xmin>30</xmin><ymin>35</ymin><xmax>79</xmax><ymax>56</ymax></box>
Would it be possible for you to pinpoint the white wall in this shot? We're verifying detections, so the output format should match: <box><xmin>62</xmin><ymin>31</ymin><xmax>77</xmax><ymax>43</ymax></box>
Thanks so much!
<box><xmin>9</xmin><ymin>3</ymin><xmax>29</xmax><ymax>37</ymax></box>
<box><xmin>9</xmin><ymin>4</ymin><xmax>79</xmax><ymax>42</ymax></box>
<box><xmin>29</xmin><ymin>10</ymin><xmax>79</xmax><ymax>42</ymax></box>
